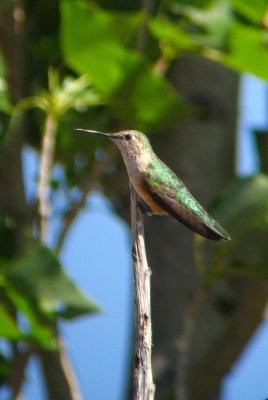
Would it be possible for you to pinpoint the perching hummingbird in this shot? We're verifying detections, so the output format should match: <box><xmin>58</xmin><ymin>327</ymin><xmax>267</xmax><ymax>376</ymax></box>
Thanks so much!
<box><xmin>76</xmin><ymin>129</ymin><xmax>230</xmax><ymax>241</ymax></box>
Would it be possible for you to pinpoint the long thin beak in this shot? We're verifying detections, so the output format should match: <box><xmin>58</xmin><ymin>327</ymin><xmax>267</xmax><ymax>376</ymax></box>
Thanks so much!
<box><xmin>75</xmin><ymin>128</ymin><xmax>121</xmax><ymax>139</ymax></box>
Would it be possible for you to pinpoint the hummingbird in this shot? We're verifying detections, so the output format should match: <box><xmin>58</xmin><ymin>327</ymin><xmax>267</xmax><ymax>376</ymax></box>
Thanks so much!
<box><xmin>76</xmin><ymin>129</ymin><xmax>230</xmax><ymax>241</ymax></box>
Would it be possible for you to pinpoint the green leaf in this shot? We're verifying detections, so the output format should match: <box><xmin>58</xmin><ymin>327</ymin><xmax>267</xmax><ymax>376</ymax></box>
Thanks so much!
<box><xmin>60</xmin><ymin>0</ymin><xmax>184</xmax><ymax>129</ymax></box>
<box><xmin>7</xmin><ymin>289</ymin><xmax>56</xmax><ymax>349</ymax></box>
<box><xmin>208</xmin><ymin>175</ymin><xmax>268</xmax><ymax>281</ymax></box>
<box><xmin>223</xmin><ymin>23</ymin><xmax>268</xmax><ymax>81</ymax></box>
<box><xmin>5</xmin><ymin>244</ymin><xmax>100</xmax><ymax>320</ymax></box>
<box><xmin>171</xmin><ymin>0</ymin><xmax>213</xmax><ymax>7</ymax></box>
<box><xmin>60</xmin><ymin>0</ymin><xmax>141</xmax><ymax>94</ymax></box>
<box><xmin>149</xmin><ymin>18</ymin><xmax>196</xmax><ymax>54</ymax></box>
<box><xmin>230</xmin><ymin>0</ymin><xmax>267</xmax><ymax>23</ymax></box>
<box><xmin>0</xmin><ymin>305</ymin><xmax>22</xmax><ymax>340</ymax></box>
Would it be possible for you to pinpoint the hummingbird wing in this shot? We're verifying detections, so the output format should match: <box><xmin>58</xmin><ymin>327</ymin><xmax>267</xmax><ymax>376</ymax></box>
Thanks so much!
<box><xmin>143</xmin><ymin>160</ymin><xmax>230</xmax><ymax>241</ymax></box>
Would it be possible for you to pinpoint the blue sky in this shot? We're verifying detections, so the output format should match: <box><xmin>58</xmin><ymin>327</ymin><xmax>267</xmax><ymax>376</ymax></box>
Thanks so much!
<box><xmin>3</xmin><ymin>74</ymin><xmax>267</xmax><ymax>400</ymax></box>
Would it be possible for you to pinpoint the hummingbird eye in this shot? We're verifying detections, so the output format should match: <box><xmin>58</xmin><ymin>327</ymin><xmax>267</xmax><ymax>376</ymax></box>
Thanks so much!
<box><xmin>124</xmin><ymin>133</ymin><xmax>132</xmax><ymax>141</ymax></box>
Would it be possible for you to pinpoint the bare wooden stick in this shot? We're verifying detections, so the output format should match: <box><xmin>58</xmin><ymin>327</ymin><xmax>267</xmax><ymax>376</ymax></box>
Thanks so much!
<box><xmin>130</xmin><ymin>184</ymin><xmax>155</xmax><ymax>400</ymax></box>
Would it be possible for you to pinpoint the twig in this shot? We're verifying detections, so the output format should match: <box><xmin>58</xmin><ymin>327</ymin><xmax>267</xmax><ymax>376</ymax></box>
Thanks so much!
<box><xmin>8</xmin><ymin>349</ymin><xmax>31</xmax><ymax>400</ymax></box>
<box><xmin>153</xmin><ymin>57</ymin><xmax>170</xmax><ymax>77</ymax></box>
<box><xmin>37</xmin><ymin>113</ymin><xmax>57</xmax><ymax>242</ymax></box>
<box><xmin>55</xmin><ymin>142</ymin><xmax>117</xmax><ymax>252</ymax></box>
<box><xmin>130</xmin><ymin>184</ymin><xmax>155</xmax><ymax>400</ymax></box>
<box><xmin>136</xmin><ymin>0</ymin><xmax>153</xmax><ymax>52</ymax></box>
<box><xmin>40</xmin><ymin>337</ymin><xmax>81</xmax><ymax>400</ymax></box>
<box><xmin>37</xmin><ymin>114</ymin><xmax>82</xmax><ymax>399</ymax></box>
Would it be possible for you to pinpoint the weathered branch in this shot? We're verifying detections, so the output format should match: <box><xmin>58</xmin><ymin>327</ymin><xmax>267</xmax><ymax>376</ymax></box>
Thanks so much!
<box><xmin>130</xmin><ymin>185</ymin><xmax>155</xmax><ymax>400</ymax></box>
<box><xmin>37</xmin><ymin>113</ymin><xmax>57</xmax><ymax>243</ymax></box>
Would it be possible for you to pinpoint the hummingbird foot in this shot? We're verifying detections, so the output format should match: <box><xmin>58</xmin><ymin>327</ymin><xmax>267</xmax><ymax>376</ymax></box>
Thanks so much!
<box><xmin>136</xmin><ymin>196</ymin><xmax>153</xmax><ymax>215</ymax></box>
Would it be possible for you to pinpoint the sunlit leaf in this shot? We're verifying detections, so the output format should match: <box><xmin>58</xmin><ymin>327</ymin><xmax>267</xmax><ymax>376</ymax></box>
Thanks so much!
<box><xmin>230</xmin><ymin>0</ymin><xmax>268</xmax><ymax>23</ymax></box>
<box><xmin>149</xmin><ymin>17</ymin><xmax>196</xmax><ymax>55</ymax></box>
<box><xmin>0</xmin><ymin>305</ymin><xmax>22</xmax><ymax>340</ymax></box>
<box><xmin>60</xmin><ymin>0</ymin><xmax>141</xmax><ymax>94</ymax></box>
<box><xmin>60</xmin><ymin>0</ymin><xmax>183</xmax><ymax>129</ymax></box>
<box><xmin>222</xmin><ymin>24</ymin><xmax>268</xmax><ymax>81</ymax></box>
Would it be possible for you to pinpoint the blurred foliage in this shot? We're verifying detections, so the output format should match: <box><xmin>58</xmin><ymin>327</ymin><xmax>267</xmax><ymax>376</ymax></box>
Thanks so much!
<box><xmin>0</xmin><ymin>54</ymin><xmax>12</xmax><ymax>114</ymax></box>
<box><xmin>0</xmin><ymin>240</ymin><xmax>99</xmax><ymax>350</ymax></box>
<box><xmin>255</xmin><ymin>128</ymin><xmax>268</xmax><ymax>172</ymax></box>
<box><xmin>5</xmin><ymin>244</ymin><xmax>99</xmax><ymax>319</ymax></box>
<box><xmin>216</xmin><ymin>175</ymin><xmax>268</xmax><ymax>279</ymax></box>
<box><xmin>0</xmin><ymin>0</ymin><xmax>268</xmax><ymax>395</ymax></box>
<box><xmin>60</xmin><ymin>1</ymin><xmax>184</xmax><ymax>129</ymax></box>
<box><xmin>196</xmin><ymin>175</ymin><xmax>268</xmax><ymax>285</ymax></box>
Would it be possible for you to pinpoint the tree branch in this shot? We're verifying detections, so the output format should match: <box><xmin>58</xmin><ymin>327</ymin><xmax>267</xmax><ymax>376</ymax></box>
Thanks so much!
<box><xmin>8</xmin><ymin>349</ymin><xmax>31</xmax><ymax>400</ymax></box>
<box><xmin>130</xmin><ymin>185</ymin><xmax>155</xmax><ymax>400</ymax></box>
<box><xmin>136</xmin><ymin>0</ymin><xmax>153</xmax><ymax>52</ymax></box>
<box><xmin>36</xmin><ymin>115</ymin><xmax>81</xmax><ymax>399</ymax></box>
<box><xmin>39</xmin><ymin>337</ymin><xmax>81</xmax><ymax>400</ymax></box>
<box><xmin>37</xmin><ymin>113</ymin><xmax>57</xmax><ymax>243</ymax></box>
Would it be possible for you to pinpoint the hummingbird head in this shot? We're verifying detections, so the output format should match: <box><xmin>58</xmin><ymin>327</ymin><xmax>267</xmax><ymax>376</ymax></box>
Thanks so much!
<box><xmin>75</xmin><ymin>129</ymin><xmax>152</xmax><ymax>160</ymax></box>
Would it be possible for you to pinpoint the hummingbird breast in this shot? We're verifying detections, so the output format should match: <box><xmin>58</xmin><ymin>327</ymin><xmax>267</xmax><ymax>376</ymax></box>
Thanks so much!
<box><xmin>125</xmin><ymin>157</ymin><xmax>166</xmax><ymax>215</ymax></box>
